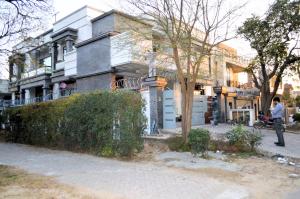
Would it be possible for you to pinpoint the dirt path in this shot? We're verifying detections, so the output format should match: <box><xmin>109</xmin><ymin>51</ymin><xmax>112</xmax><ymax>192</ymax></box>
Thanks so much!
<box><xmin>0</xmin><ymin>142</ymin><xmax>299</xmax><ymax>199</ymax></box>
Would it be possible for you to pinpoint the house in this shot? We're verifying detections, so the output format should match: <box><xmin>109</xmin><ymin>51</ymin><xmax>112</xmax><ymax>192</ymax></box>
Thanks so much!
<box><xmin>7</xmin><ymin>6</ymin><xmax>258</xmax><ymax>132</ymax></box>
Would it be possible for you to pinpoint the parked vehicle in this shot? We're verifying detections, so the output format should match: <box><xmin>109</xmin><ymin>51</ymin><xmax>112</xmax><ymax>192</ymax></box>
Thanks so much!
<box><xmin>253</xmin><ymin>111</ymin><xmax>286</xmax><ymax>132</ymax></box>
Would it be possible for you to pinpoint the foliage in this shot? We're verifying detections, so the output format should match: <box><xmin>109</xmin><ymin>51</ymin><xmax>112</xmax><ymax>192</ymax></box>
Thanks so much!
<box><xmin>293</xmin><ymin>113</ymin><xmax>300</xmax><ymax>122</ymax></box>
<box><xmin>225</xmin><ymin>124</ymin><xmax>262</xmax><ymax>151</ymax></box>
<box><xmin>188</xmin><ymin>129</ymin><xmax>210</xmax><ymax>157</ymax></box>
<box><xmin>166</xmin><ymin>136</ymin><xmax>190</xmax><ymax>152</ymax></box>
<box><xmin>245</xmin><ymin>129</ymin><xmax>263</xmax><ymax>151</ymax></box>
<box><xmin>282</xmin><ymin>84</ymin><xmax>295</xmax><ymax>107</ymax></box>
<box><xmin>238</xmin><ymin>0</ymin><xmax>300</xmax><ymax>114</ymax></box>
<box><xmin>4</xmin><ymin>91</ymin><xmax>146</xmax><ymax>157</ymax></box>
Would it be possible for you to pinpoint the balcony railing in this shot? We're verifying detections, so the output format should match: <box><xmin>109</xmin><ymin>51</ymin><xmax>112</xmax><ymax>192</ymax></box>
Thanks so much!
<box><xmin>0</xmin><ymin>88</ymin><xmax>77</xmax><ymax>108</ymax></box>
<box><xmin>21</xmin><ymin>67</ymin><xmax>52</xmax><ymax>79</ymax></box>
<box><xmin>227</xmin><ymin>80</ymin><xmax>254</xmax><ymax>89</ymax></box>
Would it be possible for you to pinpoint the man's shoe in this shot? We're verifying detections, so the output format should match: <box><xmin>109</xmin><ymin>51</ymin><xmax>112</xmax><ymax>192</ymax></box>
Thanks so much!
<box><xmin>275</xmin><ymin>143</ymin><xmax>285</xmax><ymax>147</ymax></box>
<box><xmin>274</xmin><ymin>142</ymin><xmax>280</xmax><ymax>145</ymax></box>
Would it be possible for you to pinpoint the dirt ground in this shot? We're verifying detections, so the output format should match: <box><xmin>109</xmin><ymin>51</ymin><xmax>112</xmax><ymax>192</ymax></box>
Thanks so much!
<box><xmin>0</xmin><ymin>165</ymin><xmax>117</xmax><ymax>199</ymax></box>
<box><xmin>137</xmin><ymin>141</ymin><xmax>300</xmax><ymax>199</ymax></box>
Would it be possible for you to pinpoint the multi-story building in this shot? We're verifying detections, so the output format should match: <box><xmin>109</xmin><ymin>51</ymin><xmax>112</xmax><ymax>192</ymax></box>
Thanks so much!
<box><xmin>7</xmin><ymin>6</ymin><xmax>258</xmax><ymax>130</ymax></box>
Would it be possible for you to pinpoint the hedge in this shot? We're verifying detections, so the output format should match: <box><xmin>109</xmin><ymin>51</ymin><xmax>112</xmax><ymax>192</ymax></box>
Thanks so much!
<box><xmin>4</xmin><ymin>90</ymin><xmax>146</xmax><ymax>157</ymax></box>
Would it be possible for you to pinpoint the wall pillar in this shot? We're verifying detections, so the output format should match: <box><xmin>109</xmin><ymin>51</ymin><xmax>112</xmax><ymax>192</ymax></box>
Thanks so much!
<box><xmin>11</xmin><ymin>92</ymin><xmax>15</xmax><ymax>105</ymax></box>
<box><xmin>213</xmin><ymin>86</ymin><xmax>223</xmax><ymax>123</ymax></box>
<box><xmin>25</xmin><ymin>89</ymin><xmax>30</xmax><ymax>104</ymax></box>
<box><xmin>143</xmin><ymin>76</ymin><xmax>167</xmax><ymax>134</ymax></box>
<box><xmin>43</xmin><ymin>85</ymin><xmax>50</xmax><ymax>101</ymax></box>
<box><xmin>51</xmin><ymin>43</ymin><xmax>58</xmax><ymax>70</ymax></box>
<box><xmin>65</xmin><ymin>36</ymin><xmax>74</xmax><ymax>53</ymax></box>
<box><xmin>233</xmin><ymin>97</ymin><xmax>237</xmax><ymax>109</ymax></box>
<box><xmin>53</xmin><ymin>83</ymin><xmax>60</xmax><ymax>100</ymax></box>
<box><xmin>224</xmin><ymin>94</ymin><xmax>228</xmax><ymax>122</ymax></box>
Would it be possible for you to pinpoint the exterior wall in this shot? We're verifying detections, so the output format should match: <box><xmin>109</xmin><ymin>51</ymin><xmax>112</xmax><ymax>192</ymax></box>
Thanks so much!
<box><xmin>92</xmin><ymin>14</ymin><xmax>115</xmax><ymax>36</ymax></box>
<box><xmin>53</xmin><ymin>6</ymin><xmax>102</xmax><ymax>42</ymax></box>
<box><xmin>77</xmin><ymin>37</ymin><xmax>111</xmax><ymax>76</ymax></box>
<box><xmin>76</xmin><ymin>73</ymin><xmax>113</xmax><ymax>92</ymax></box>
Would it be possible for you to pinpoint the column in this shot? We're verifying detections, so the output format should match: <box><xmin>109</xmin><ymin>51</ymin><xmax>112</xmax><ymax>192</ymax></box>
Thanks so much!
<box><xmin>65</xmin><ymin>36</ymin><xmax>74</xmax><ymax>53</ymax></box>
<box><xmin>43</xmin><ymin>84</ymin><xmax>50</xmax><ymax>101</ymax></box>
<box><xmin>143</xmin><ymin>76</ymin><xmax>167</xmax><ymax>134</ymax></box>
<box><xmin>213</xmin><ymin>86</ymin><xmax>223</xmax><ymax>124</ymax></box>
<box><xmin>51</xmin><ymin>43</ymin><xmax>58</xmax><ymax>70</ymax></box>
<box><xmin>224</xmin><ymin>94</ymin><xmax>228</xmax><ymax>122</ymax></box>
<box><xmin>25</xmin><ymin>89</ymin><xmax>30</xmax><ymax>104</ymax></box>
<box><xmin>233</xmin><ymin>97</ymin><xmax>237</xmax><ymax>109</ymax></box>
<box><xmin>11</xmin><ymin>92</ymin><xmax>15</xmax><ymax>105</ymax></box>
<box><xmin>53</xmin><ymin>82</ymin><xmax>60</xmax><ymax>100</ymax></box>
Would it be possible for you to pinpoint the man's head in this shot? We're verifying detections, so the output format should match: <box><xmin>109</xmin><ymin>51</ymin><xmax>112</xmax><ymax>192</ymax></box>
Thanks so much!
<box><xmin>273</xmin><ymin>97</ymin><xmax>280</xmax><ymax>105</ymax></box>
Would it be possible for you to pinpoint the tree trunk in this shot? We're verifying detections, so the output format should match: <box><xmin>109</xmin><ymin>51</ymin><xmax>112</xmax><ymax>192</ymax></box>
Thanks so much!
<box><xmin>181</xmin><ymin>82</ymin><xmax>194</xmax><ymax>144</ymax></box>
<box><xmin>260</xmin><ymin>82</ymin><xmax>274</xmax><ymax>116</ymax></box>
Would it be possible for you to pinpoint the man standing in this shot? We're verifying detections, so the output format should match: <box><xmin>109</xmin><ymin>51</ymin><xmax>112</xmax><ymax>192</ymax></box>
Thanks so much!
<box><xmin>271</xmin><ymin>97</ymin><xmax>285</xmax><ymax>147</ymax></box>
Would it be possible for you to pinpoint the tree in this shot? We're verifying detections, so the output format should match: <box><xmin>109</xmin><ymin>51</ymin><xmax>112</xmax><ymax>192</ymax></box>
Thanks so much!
<box><xmin>0</xmin><ymin>0</ymin><xmax>52</xmax><ymax>78</ymax></box>
<box><xmin>282</xmin><ymin>83</ymin><xmax>294</xmax><ymax>107</ymax></box>
<box><xmin>126</xmin><ymin>0</ymin><xmax>244</xmax><ymax>142</ymax></box>
<box><xmin>0</xmin><ymin>0</ymin><xmax>52</xmax><ymax>51</ymax></box>
<box><xmin>238</xmin><ymin>0</ymin><xmax>300</xmax><ymax>114</ymax></box>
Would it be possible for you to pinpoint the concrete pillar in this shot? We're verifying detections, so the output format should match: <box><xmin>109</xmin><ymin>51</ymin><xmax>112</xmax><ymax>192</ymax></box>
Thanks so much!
<box><xmin>213</xmin><ymin>86</ymin><xmax>223</xmax><ymax>123</ymax></box>
<box><xmin>43</xmin><ymin>85</ymin><xmax>50</xmax><ymax>101</ymax></box>
<box><xmin>65</xmin><ymin>36</ymin><xmax>74</xmax><ymax>53</ymax></box>
<box><xmin>53</xmin><ymin>83</ymin><xmax>60</xmax><ymax>100</ymax></box>
<box><xmin>51</xmin><ymin>43</ymin><xmax>58</xmax><ymax>70</ymax></box>
<box><xmin>224</xmin><ymin>94</ymin><xmax>228</xmax><ymax>122</ymax></box>
<box><xmin>233</xmin><ymin>97</ymin><xmax>237</xmax><ymax>109</ymax></box>
<box><xmin>11</xmin><ymin>92</ymin><xmax>15</xmax><ymax>105</ymax></box>
<box><xmin>143</xmin><ymin>76</ymin><xmax>167</xmax><ymax>134</ymax></box>
<box><xmin>25</xmin><ymin>89</ymin><xmax>30</xmax><ymax>104</ymax></box>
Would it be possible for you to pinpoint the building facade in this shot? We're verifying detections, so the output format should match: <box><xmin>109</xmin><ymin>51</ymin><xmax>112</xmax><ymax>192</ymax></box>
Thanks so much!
<box><xmin>7</xmin><ymin>6</ymin><xmax>258</xmax><ymax>131</ymax></box>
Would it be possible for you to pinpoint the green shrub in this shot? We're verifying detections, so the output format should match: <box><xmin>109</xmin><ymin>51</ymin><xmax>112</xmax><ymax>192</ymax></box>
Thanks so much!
<box><xmin>188</xmin><ymin>128</ymin><xmax>210</xmax><ymax>157</ymax></box>
<box><xmin>293</xmin><ymin>113</ymin><xmax>300</xmax><ymax>122</ymax></box>
<box><xmin>245</xmin><ymin>129</ymin><xmax>263</xmax><ymax>151</ymax></box>
<box><xmin>4</xmin><ymin>90</ymin><xmax>146</xmax><ymax>157</ymax></box>
<box><xmin>166</xmin><ymin>136</ymin><xmax>190</xmax><ymax>152</ymax></box>
<box><xmin>225</xmin><ymin>124</ymin><xmax>262</xmax><ymax>151</ymax></box>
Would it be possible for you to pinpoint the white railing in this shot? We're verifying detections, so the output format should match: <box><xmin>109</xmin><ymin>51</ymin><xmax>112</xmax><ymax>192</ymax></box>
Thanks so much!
<box><xmin>21</xmin><ymin>67</ymin><xmax>52</xmax><ymax>79</ymax></box>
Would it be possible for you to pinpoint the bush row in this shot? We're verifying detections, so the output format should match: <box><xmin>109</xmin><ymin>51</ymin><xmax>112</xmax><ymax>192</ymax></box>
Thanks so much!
<box><xmin>4</xmin><ymin>91</ymin><xmax>146</xmax><ymax>157</ymax></box>
<box><xmin>166</xmin><ymin>125</ymin><xmax>262</xmax><ymax>157</ymax></box>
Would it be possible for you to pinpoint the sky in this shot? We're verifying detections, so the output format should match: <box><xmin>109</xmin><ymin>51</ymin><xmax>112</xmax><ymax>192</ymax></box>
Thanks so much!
<box><xmin>52</xmin><ymin>0</ymin><xmax>275</xmax><ymax>58</ymax></box>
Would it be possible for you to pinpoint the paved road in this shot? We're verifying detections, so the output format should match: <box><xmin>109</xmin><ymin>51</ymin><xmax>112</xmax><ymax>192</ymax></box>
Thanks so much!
<box><xmin>0</xmin><ymin>143</ymin><xmax>249</xmax><ymax>199</ymax></box>
<box><xmin>201</xmin><ymin>124</ymin><xmax>300</xmax><ymax>159</ymax></box>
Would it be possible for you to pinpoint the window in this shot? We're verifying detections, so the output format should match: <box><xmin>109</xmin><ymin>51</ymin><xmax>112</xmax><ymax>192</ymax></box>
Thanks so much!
<box><xmin>39</xmin><ymin>56</ymin><xmax>51</xmax><ymax>67</ymax></box>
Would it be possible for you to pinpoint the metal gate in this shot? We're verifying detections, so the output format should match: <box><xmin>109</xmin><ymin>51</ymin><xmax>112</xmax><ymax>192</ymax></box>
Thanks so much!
<box><xmin>163</xmin><ymin>90</ymin><xmax>176</xmax><ymax>129</ymax></box>
<box><xmin>163</xmin><ymin>90</ymin><xmax>208</xmax><ymax>129</ymax></box>
<box><xmin>192</xmin><ymin>95</ymin><xmax>208</xmax><ymax>126</ymax></box>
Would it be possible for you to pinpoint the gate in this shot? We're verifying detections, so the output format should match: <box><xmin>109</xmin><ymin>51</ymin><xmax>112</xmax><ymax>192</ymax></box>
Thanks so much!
<box><xmin>163</xmin><ymin>90</ymin><xmax>208</xmax><ymax>129</ymax></box>
<box><xmin>163</xmin><ymin>90</ymin><xmax>176</xmax><ymax>129</ymax></box>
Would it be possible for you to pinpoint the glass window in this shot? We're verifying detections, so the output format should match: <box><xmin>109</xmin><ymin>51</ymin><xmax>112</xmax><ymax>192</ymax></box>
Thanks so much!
<box><xmin>39</xmin><ymin>56</ymin><xmax>51</xmax><ymax>67</ymax></box>
<box><xmin>63</xmin><ymin>46</ymin><xmax>67</xmax><ymax>60</ymax></box>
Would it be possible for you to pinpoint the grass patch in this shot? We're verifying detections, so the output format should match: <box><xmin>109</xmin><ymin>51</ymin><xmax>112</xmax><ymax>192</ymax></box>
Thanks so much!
<box><xmin>0</xmin><ymin>165</ymin><xmax>103</xmax><ymax>199</ymax></box>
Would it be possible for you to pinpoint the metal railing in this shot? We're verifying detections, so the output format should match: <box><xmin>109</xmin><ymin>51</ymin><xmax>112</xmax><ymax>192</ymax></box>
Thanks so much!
<box><xmin>0</xmin><ymin>88</ymin><xmax>77</xmax><ymax>109</ymax></box>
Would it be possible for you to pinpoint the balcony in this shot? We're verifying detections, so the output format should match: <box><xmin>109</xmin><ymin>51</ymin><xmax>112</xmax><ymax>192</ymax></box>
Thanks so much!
<box><xmin>21</xmin><ymin>67</ymin><xmax>52</xmax><ymax>79</ymax></box>
<box><xmin>55</xmin><ymin>50</ymin><xmax>77</xmax><ymax>76</ymax></box>
<box><xmin>110</xmin><ymin>31</ymin><xmax>152</xmax><ymax>67</ymax></box>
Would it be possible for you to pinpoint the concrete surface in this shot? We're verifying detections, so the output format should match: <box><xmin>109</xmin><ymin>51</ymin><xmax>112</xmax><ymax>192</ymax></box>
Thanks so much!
<box><xmin>0</xmin><ymin>143</ymin><xmax>249</xmax><ymax>199</ymax></box>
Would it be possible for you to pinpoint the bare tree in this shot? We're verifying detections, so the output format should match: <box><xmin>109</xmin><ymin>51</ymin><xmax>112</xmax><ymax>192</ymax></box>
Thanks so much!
<box><xmin>0</xmin><ymin>0</ymin><xmax>53</xmax><ymax>78</ymax></box>
<box><xmin>125</xmin><ymin>0</ymin><xmax>244</xmax><ymax>142</ymax></box>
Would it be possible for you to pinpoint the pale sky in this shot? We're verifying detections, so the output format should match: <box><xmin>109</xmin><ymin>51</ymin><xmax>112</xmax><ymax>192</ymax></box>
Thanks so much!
<box><xmin>52</xmin><ymin>0</ymin><xmax>275</xmax><ymax>58</ymax></box>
